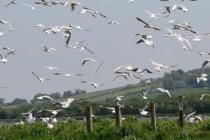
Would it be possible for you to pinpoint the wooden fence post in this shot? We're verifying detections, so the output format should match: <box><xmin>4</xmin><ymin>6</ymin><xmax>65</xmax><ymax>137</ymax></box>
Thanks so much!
<box><xmin>150</xmin><ymin>102</ymin><xmax>157</xmax><ymax>131</ymax></box>
<box><xmin>86</xmin><ymin>106</ymin><xmax>93</xmax><ymax>133</ymax></box>
<box><xmin>115</xmin><ymin>104</ymin><xmax>122</xmax><ymax>127</ymax></box>
<box><xmin>179</xmin><ymin>96</ymin><xmax>184</xmax><ymax>129</ymax></box>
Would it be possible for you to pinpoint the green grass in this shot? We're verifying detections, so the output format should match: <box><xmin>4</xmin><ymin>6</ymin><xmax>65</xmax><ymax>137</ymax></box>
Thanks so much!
<box><xmin>1</xmin><ymin>117</ymin><xmax>210</xmax><ymax>140</ymax></box>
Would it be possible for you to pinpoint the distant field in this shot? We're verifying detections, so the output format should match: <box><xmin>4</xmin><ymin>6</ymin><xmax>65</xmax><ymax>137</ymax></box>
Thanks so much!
<box><xmin>69</xmin><ymin>81</ymin><xmax>210</xmax><ymax>103</ymax></box>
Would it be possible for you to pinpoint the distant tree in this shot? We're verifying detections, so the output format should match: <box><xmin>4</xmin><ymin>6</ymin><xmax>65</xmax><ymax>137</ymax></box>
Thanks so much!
<box><xmin>0</xmin><ymin>98</ymin><xmax>5</xmax><ymax>106</ymax></box>
<box><xmin>63</xmin><ymin>90</ymin><xmax>73</xmax><ymax>98</ymax></box>
<box><xmin>74</xmin><ymin>89</ymin><xmax>86</xmax><ymax>95</ymax></box>
<box><xmin>7</xmin><ymin>98</ymin><xmax>28</xmax><ymax>105</ymax></box>
<box><xmin>49</xmin><ymin>92</ymin><xmax>62</xmax><ymax>99</ymax></box>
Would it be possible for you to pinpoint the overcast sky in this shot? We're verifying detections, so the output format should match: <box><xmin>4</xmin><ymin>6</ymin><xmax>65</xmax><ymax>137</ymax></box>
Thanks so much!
<box><xmin>0</xmin><ymin>0</ymin><xmax>210</xmax><ymax>102</ymax></box>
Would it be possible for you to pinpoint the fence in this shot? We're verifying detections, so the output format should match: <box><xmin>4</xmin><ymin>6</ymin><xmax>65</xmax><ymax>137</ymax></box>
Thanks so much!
<box><xmin>85</xmin><ymin>96</ymin><xmax>186</xmax><ymax>133</ymax></box>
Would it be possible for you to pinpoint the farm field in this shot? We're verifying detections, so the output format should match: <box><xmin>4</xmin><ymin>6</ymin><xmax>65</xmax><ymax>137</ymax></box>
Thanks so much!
<box><xmin>0</xmin><ymin>117</ymin><xmax>210</xmax><ymax>140</ymax></box>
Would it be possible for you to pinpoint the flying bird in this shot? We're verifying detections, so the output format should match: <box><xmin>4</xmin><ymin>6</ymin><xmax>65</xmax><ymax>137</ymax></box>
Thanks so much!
<box><xmin>36</xmin><ymin>95</ymin><xmax>54</xmax><ymax>101</ymax></box>
<box><xmin>31</xmin><ymin>71</ymin><xmax>50</xmax><ymax>82</ymax></box>
<box><xmin>136</xmin><ymin>17</ymin><xmax>161</xmax><ymax>31</ymax></box>
<box><xmin>53</xmin><ymin>98</ymin><xmax>75</xmax><ymax>108</ymax></box>
<box><xmin>81</xmin><ymin>58</ymin><xmax>97</xmax><ymax>66</ymax></box>
<box><xmin>64</xmin><ymin>0</ymin><xmax>81</xmax><ymax>11</ymax></box>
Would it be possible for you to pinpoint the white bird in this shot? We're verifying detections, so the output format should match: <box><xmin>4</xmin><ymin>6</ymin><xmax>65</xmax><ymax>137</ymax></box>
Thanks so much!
<box><xmin>22</xmin><ymin>3</ymin><xmax>35</xmax><ymax>10</ymax></box>
<box><xmin>136</xmin><ymin>34</ymin><xmax>155</xmax><ymax>48</ymax></box>
<box><xmin>150</xmin><ymin>59</ymin><xmax>177</xmax><ymax>72</ymax></box>
<box><xmin>53</xmin><ymin>98</ymin><xmax>75</xmax><ymax>108</ymax></box>
<box><xmin>45</xmin><ymin>66</ymin><xmax>59</xmax><ymax>70</ymax></box>
<box><xmin>34</xmin><ymin>24</ymin><xmax>46</xmax><ymax>28</ymax></box>
<box><xmin>2</xmin><ymin>47</ymin><xmax>16</xmax><ymax>56</ymax></box>
<box><xmin>67</xmin><ymin>41</ymin><xmax>94</xmax><ymax>54</ymax></box>
<box><xmin>5</xmin><ymin>0</ymin><xmax>17</xmax><ymax>7</ymax></box>
<box><xmin>107</xmin><ymin>20</ymin><xmax>121</xmax><ymax>25</ymax></box>
<box><xmin>0</xmin><ymin>19</ymin><xmax>14</xmax><ymax>31</ymax></box>
<box><xmin>0</xmin><ymin>31</ymin><xmax>8</xmax><ymax>38</ymax></box>
<box><xmin>42</xmin><ymin>45</ymin><xmax>56</xmax><ymax>53</ymax></box>
<box><xmin>152</xmin><ymin>88</ymin><xmax>171</xmax><ymax>98</ymax></box>
<box><xmin>185</xmin><ymin>111</ymin><xmax>196</xmax><ymax>121</ymax></box>
<box><xmin>36</xmin><ymin>95</ymin><xmax>54</xmax><ymax>101</ymax></box>
<box><xmin>80</xmin><ymin>81</ymin><xmax>102</xmax><ymax>88</ymax></box>
<box><xmin>79</xmin><ymin>7</ymin><xmax>107</xmax><ymax>18</ymax></box>
<box><xmin>53</xmin><ymin>72</ymin><xmax>79</xmax><ymax>77</ymax></box>
<box><xmin>202</xmin><ymin>60</ymin><xmax>210</xmax><ymax>69</ymax></box>
<box><xmin>197</xmin><ymin>74</ymin><xmax>208</xmax><ymax>83</ymax></box>
<box><xmin>200</xmin><ymin>94</ymin><xmax>210</xmax><ymax>101</ymax></box>
<box><xmin>0</xmin><ymin>54</ymin><xmax>8</xmax><ymax>64</ymax></box>
<box><xmin>139</xmin><ymin>102</ymin><xmax>150</xmax><ymax>116</ymax></box>
<box><xmin>139</xmin><ymin>89</ymin><xmax>151</xmax><ymax>100</ymax></box>
<box><xmin>112</xmin><ymin>74</ymin><xmax>128</xmax><ymax>81</ymax></box>
<box><xmin>172</xmin><ymin>4</ymin><xmax>188</xmax><ymax>13</ymax></box>
<box><xmin>31</xmin><ymin>71</ymin><xmax>50</xmax><ymax>82</ymax></box>
<box><xmin>43</xmin><ymin>109</ymin><xmax>62</xmax><ymax>116</ymax></box>
<box><xmin>115</xmin><ymin>96</ymin><xmax>124</xmax><ymax>101</ymax></box>
<box><xmin>26</xmin><ymin>113</ymin><xmax>36</xmax><ymax>124</ymax></box>
<box><xmin>164</xmin><ymin>29</ymin><xmax>192</xmax><ymax>50</ymax></box>
<box><xmin>105</xmin><ymin>107</ymin><xmax>115</xmax><ymax>114</ymax></box>
<box><xmin>64</xmin><ymin>0</ymin><xmax>81</xmax><ymax>11</ymax></box>
<box><xmin>81</xmin><ymin>58</ymin><xmax>97</xmax><ymax>66</ymax></box>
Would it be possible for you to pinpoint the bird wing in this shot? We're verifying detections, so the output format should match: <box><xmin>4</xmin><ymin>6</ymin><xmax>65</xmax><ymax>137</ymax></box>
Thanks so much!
<box><xmin>202</xmin><ymin>60</ymin><xmax>210</xmax><ymax>69</ymax></box>
<box><xmin>31</xmin><ymin>71</ymin><xmax>39</xmax><ymax>79</ymax></box>
<box><xmin>136</xmin><ymin>17</ymin><xmax>149</xmax><ymax>26</ymax></box>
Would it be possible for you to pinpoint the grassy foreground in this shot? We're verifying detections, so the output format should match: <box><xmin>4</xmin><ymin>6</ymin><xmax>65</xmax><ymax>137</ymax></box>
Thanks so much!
<box><xmin>0</xmin><ymin>117</ymin><xmax>210</xmax><ymax>140</ymax></box>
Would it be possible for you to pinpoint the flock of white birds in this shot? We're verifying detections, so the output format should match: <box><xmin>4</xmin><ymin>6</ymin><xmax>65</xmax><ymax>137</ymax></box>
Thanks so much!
<box><xmin>0</xmin><ymin>0</ymin><xmax>210</xmax><ymax>127</ymax></box>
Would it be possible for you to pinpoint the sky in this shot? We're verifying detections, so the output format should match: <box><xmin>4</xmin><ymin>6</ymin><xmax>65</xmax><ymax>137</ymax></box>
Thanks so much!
<box><xmin>0</xmin><ymin>0</ymin><xmax>210</xmax><ymax>102</ymax></box>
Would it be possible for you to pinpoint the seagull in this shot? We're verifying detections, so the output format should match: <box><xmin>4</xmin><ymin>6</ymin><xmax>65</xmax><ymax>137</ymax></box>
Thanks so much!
<box><xmin>36</xmin><ymin>95</ymin><xmax>54</xmax><ymax>101</ymax></box>
<box><xmin>42</xmin><ymin>45</ymin><xmax>56</xmax><ymax>53</ymax></box>
<box><xmin>53</xmin><ymin>98</ymin><xmax>75</xmax><ymax>108</ymax></box>
<box><xmin>139</xmin><ymin>102</ymin><xmax>150</xmax><ymax>116</ymax></box>
<box><xmin>0</xmin><ymin>54</ymin><xmax>8</xmax><ymax>64</ymax></box>
<box><xmin>5</xmin><ymin>0</ymin><xmax>17</xmax><ymax>7</ymax></box>
<box><xmin>164</xmin><ymin>29</ymin><xmax>192</xmax><ymax>50</ymax></box>
<box><xmin>34</xmin><ymin>24</ymin><xmax>46</xmax><ymax>28</ymax></box>
<box><xmin>152</xmin><ymin>88</ymin><xmax>171</xmax><ymax>98</ymax></box>
<box><xmin>112</xmin><ymin>74</ymin><xmax>128</xmax><ymax>81</ymax></box>
<box><xmin>145</xmin><ymin>10</ymin><xmax>164</xmax><ymax>21</ymax></box>
<box><xmin>197</xmin><ymin>74</ymin><xmax>208</xmax><ymax>83</ymax></box>
<box><xmin>31</xmin><ymin>71</ymin><xmax>50</xmax><ymax>82</ymax></box>
<box><xmin>64</xmin><ymin>0</ymin><xmax>81</xmax><ymax>11</ymax></box>
<box><xmin>81</xmin><ymin>58</ymin><xmax>97</xmax><ymax>66</ymax></box>
<box><xmin>81</xmin><ymin>81</ymin><xmax>102</xmax><ymax>88</ymax></box>
<box><xmin>115</xmin><ymin>96</ymin><xmax>124</xmax><ymax>102</ymax></box>
<box><xmin>185</xmin><ymin>111</ymin><xmax>196</xmax><ymax>121</ymax></box>
<box><xmin>22</xmin><ymin>3</ymin><xmax>35</xmax><ymax>10</ymax></box>
<box><xmin>67</xmin><ymin>41</ymin><xmax>94</xmax><ymax>54</ymax></box>
<box><xmin>105</xmin><ymin>107</ymin><xmax>115</xmax><ymax>114</ymax></box>
<box><xmin>172</xmin><ymin>4</ymin><xmax>188</xmax><ymax>13</ymax></box>
<box><xmin>53</xmin><ymin>72</ymin><xmax>77</xmax><ymax>77</ymax></box>
<box><xmin>107</xmin><ymin>20</ymin><xmax>121</xmax><ymax>25</ymax></box>
<box><xmin>139</xmin><ymin>89</ymin><xmax>152</xmax><ymax>100</ymax></box>
<box><xmin>45</xmin><ymin>66</ymin><xmax>59</xmax><ymax>70</ymax></box>
<box><xmin>26</xmin><ymin>113</ymin><xmax>36</xmax><ymax>124</ymax></box>
<box><xmin>0</xmin><ymin>31</ymin><xmax>8</xmax><ymax>38</ymax></box>
<box><xmin>150</xmin><ymin>59</ymin><xmax>177</xmax><ymax>72</ymax></box>
<box><xmin>136</xmin><ymin>17</ymin><xmax>161</xmax><ymax>31</ymax></box>
<box><xmin>42</xmin><ymin>109</ymin><xmax>62</xmax><ymax>116</ymax></box>
<box><xmin>2</xmin><ymin>47</ymin><xmax>16</xmax><ymax>56</ymax></box>
<box><xmin>136</xmin><ymin>34</ymin><xmax>155</xmax><ymax>48</ymax></box>
<box><xmin>202</xmin><ymin>60</ymin><xmax>210</xmax><ymax>69</ymax></box>
<box><xmin>80</xmin><ymin>7</ymin><xmax>108</xmax><ymax>18</ymax></box>
<box><xmin>91</xmin><ymin>60</ymin><xmax>104</xmax><ymax>74</ymax></box>
<box><xmin>0</xmin><ymin>19</ymin><xmax>14</xmax><ymax>31</ymax></box>
<box><xmin>200</xmin><ymin>94</ymin><xmax>210</xmax><ymax>101</ymax></box>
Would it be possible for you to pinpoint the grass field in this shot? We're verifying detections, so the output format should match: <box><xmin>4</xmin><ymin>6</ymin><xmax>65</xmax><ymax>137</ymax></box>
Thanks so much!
<box><xmin>1</xmin><ymin>117</ymin><xmax>210</xmax><ymax>140</ymax></box>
